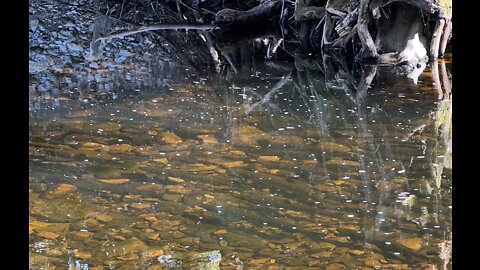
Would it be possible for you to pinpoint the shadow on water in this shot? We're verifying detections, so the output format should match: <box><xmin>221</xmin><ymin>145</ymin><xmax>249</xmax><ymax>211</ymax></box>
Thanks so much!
<box><xmin>29</xmin><ymin>10</ymin><xmax>452</xmax><ymax>268</ymax></box>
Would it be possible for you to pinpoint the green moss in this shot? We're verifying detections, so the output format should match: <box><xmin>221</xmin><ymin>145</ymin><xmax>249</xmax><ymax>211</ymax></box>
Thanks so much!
<box><xmin>434</xmin><ymin>99</ymin><xmax>452</xmax><ymax>136</ymax></box>
<box><xmin>439</xmin><ymin>0</ymin><xmax>452</xmax><ymax>17</ymax></box>
<box><xmin>433</xmin><ymin>99</ymin><xmax>452</xmax><ymax>188</ymax></box>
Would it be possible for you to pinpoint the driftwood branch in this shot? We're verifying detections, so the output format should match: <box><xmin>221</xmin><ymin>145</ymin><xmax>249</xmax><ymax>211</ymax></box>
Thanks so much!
<box><xmin>95</xmin><ymin>23</ymin><xmax>216</xmax><ymax>42</ymax></box>
<box><xmin>429</xmin><ymin>16</ymin><xmax>445</xmax><ymax>61</ymax></box>
<box><xmin>357</xmin><ymin>0</ymin><xmax>379</xmax><ymax>61</ymax></box>
<box><xmin>439</xmin><ymin>20</ymin><xmax>452</xmax><ymax>58</ymax></box>
<box><xmin>215</xmin><ymin>0</ymin><xmax>282</xmax><ymax>28</ymax></box>
<box><xmin>245</xmin><ymin>74</ymin><xmax>292</xmax><ymax>114</ymax></box>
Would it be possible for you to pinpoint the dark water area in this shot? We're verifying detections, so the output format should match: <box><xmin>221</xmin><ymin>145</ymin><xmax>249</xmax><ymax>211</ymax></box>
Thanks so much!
<box><xmin>29</xmin><ymin>52</ymin><xmax>452</xmax><ymax>269</ymax></box>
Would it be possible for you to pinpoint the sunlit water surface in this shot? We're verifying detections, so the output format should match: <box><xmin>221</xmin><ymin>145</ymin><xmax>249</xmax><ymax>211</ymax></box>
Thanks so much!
<box><xmin>29</xmin><ymin>62</ymin><xmax>452</xmax><ymax>269</ymax></box>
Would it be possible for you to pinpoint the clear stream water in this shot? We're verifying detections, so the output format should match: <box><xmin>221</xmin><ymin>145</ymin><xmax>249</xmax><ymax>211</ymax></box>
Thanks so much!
<box><xmin>29</xmin><ymin>60</ymin><xmax>452</xmax><ymax>269</ymax></box>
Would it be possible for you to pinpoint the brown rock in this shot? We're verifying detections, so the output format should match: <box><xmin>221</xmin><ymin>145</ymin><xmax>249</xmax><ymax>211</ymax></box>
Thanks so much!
<box><xmin>385</xmin><ymin>264</ymin><xmax>410</xmax><ymax>269</ymax></box>
<box><xmin>137</xmin><ymin>183</ymin><xmax>164</xmax><ymax>192</ymax></box>
<box><xmin>327</xmin><ymin>263</ymin><xmax>346</xmax><ymax>270</ymax></box>
<box><xmin>29</xmin><ymin>220</ymin><xmax>49</xmax><ymax>233</ymax></box>
<box><xmin>311</xmin><ymin>251</ymin><xmax>332</xmax><ymax>258</ymax></box>
<box><xmin>98</xmin><ymin>179</ymin><xmax>130</xmax><ymax>184</ymax></box>
<box><xmin>197</xmin><ymin>134</ymin><xmax>218</xmax><ymax>144</ymax></box>
<box><xmin>211</xmin><ymin>159</ymin><xmax>248</xmax><ymax>168</ymax></box>
<box><xmin>144</xmin><ymin>231</ymin><xmax>160</xmax><ymax>240</ymax></box>
<box><xmin>29</xmin><ymin>252</ymin><xmax>61</xmax><ymax>265</ymax></box>
<box><xmin>124</xmin><ymin>194</ymin><xmax>142</xmax><ymax>200</ymax></box>
<box><xmin>152</xmin><ymin>158</ymin><xmax>169</xmax><ymax>164</ymax></box>
<box><xmin>106</xmin><ymin>144</ymin><xmax>135</xmax><ymax>153</ymax></box>
<box><xmin>44</xmin><ymin>248</ymin><xmax>64</xmax><ymax>257</ymax></box>
<box><xmin>141</xmin><ymin>213</ymin><xmax>158</xmax><ymax>222</ymax></box>
<box><xmin>84</xmin><ymin>218</ymin><xmax>101</xmax><ymax>228</ymax></box>
<box><xmin>281</xmin><ymin>210</ymin><xmax>310</xmax><ymax>219</ymax></box>
<box><xmin>81</xmin><ymin>142</ymin><xmax>105</xmax><ymax>149</ymax></box>
<box><xmin>231</xmin><ymin>125</ymin><xmax>266</xmax><ymax>146</ymax></box>
<box><xmin>257</xmin><ymin>156</ymin><xmax>281</xmax><ymax>162</ymax></box>
<box><xmin>74</xmin><ymin>250</ymin><xmax>92</xmax><ymax>260</ymax></box>
<box><xmin>165</xmin><ymin>185</ymin><xmax>190</xmax><ymax>194</ymax></box>
<box><xmin>95</xmin><ymin>214</ymin><xmax>113</xmax><ymax>223</ymax></box>
<box><xmin>303</xmin><ymin>160</ymin><xmax>319</xmax><ymax>165</ymax></box>
<box><xmin>332</xmin><ymin>236</ymin><xmax>350</xmax><ymax>243</ymax></box>
<box><xmin>37</xmin><ymin>231</ymin><xmax>60</xmax><ymax>239</ymax></box>
<box><xmin>311</xmin><ymin>242</ymin><xmax>336</xmax><ymax>250</ymax></box>
<box><xmin>339</xmin><ymin>223</ymin><xmax>360</xmax><ymax>231</ymax></box>
<box><xmin>325</xmin><ymin>159</ymin><xmax>360</xmax><ymax>167</ymax></box>
<box><xmin>41</xmin><ymin>183</ymin><xmax>77</xmax><ymax>199</ymax></box>
<box><xmin>117</xmin><ymin>253</ymin><xmax>139</xmax><ymax>261</ymax></box>
<box><xmin>157</xmin><ymin>132</ymin><xmax>182</xmax><ymax>145</ymax></box>
<box><xmin>151</xmin><ymin>220</ymin><xmax>172</xmax><ymax>231</ymax></box>
<box><xmin>143</xmin><ymin>248</ymin><xmax>164</xmax><ymax>258</ymax></box>
<box><xmin>313</xmin><ymin>184</ymin><xmax>338</xmax><ymax>193</ymax></box>
<box><xmin>318</xmin><ymin>142</ymin><xmax>351</xmax><ymax>153</ymax></box>
<box><xmin>168</xmin><ymin>177</ymin><xmax>185</xmax><ymax>183</ymax></box>
<box><xmin>249</xmin><ymin>258</ymin><xmax>271</xmax><ymax>265</ymax></box>
<box><xmin>163</xmin><ymin>194</ymin><xmax>182</xmax><ymax>201</ymax></box>
<box><xmin>396</xmin><ymin>237</ymin><xmax>423</xmax><ymax>251</ymax></box>
<box><xmin>115</xmin><ymin>237</ymin><xmax>148</xmax><ymax>254</ymax></box>
<box><xmin>72</xmin><ymin>231</ymin><xmax>93</xmax><ymax>240</ymax></box>
<box><xmin>93</xmin><ymin>122</ymin><xmax>122</xmax><ymax>132</ymax></box>
<box><xmin>364</xmin><ymin>257</ymin><xmax>382</xmax><ymax>267</ymax></box>
<box><xmin>147</xmin><ymin>265</ymin><xmax>165</xmax><ymax>270</ymax></box>
<box><xmin>187</xmin><ymin>163</ymin><xmax>219</xmax><ymax>172</ymax></box>
<box><xmin>130</xmin><ymin>203</ymin><xmax>151</xmax><ymax>209</ymax></box>
<box><xmin>229</xmin><ymin>150</ymin><xmax>247</xmax><ymax>157</ymax></box>
<box><xmin>348</xmin><ymin>250</ymin><xmax>365</xmax><ymax>255</ymax></box>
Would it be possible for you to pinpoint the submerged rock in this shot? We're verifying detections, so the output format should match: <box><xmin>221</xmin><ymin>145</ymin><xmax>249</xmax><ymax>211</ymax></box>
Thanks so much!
<box><xmin>37</xmin><ymin>231</ymin><xmax>61</xmax><ymax>239</ymax></box>
<box><xmin>316</xmin><ymin>142</ymin><xmax>351</xmax><ymax>153</ymax></box>
<box><xmin>73</xmin><ymin>250</ymin><xmax>92</xmax><ymax>260</ymax></box>
<box><xmin>113</xmin><ymin>237</ymin><xmax>148</xmax><ymax>255</ymax></box>
<box><xmin>396</xmin><ymin>237</ymin><xmax>423</xmax><ymax>251</ymax></box>
<box><xmin>95</xmin><ymin>213</ymin><xmax>113</xmax><ymax>223</ymax></box>
<box><xmin>231</xmin><ymin>125</ymin><xmax>266</xmax><ymax>146</ymax></box>
<box><xmin>41</xmin><ymin>183</ymin><xmax>77</xmax><ymax>199</ymax></box>
<box><xmin>156</xmin><ymin>132</ymin><xmax>182</xmax><ymax>145</ymax></box>
<box><xmin>197</xmin><ymin>134</ymin><xmax>218</xmax><ymax>144</ymax></box>
<box><xmin>98</xmin><ymin>179</ymin><xmax>130</xmax><ymax>184</ymax></box>
<box><xmin>143</xmin><ymin>248</ymin><xmax>164</xmax><ymax>258</ymax></box>
<box><xmin>105</xmin><ymin>144</ymin><xmax>136</xmax><ymax>153</ymax></box>
<box><xmin>257</xmin><ymin>156</ymin><xmax>281</xmax><ymax>162</ymax></box>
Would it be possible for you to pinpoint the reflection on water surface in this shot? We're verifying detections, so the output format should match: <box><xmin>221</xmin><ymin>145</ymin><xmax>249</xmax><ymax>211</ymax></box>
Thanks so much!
<box><xmin>29</xmin><ymin>60</ymin><xmax>451</xmax><ymax>269</ymax></box>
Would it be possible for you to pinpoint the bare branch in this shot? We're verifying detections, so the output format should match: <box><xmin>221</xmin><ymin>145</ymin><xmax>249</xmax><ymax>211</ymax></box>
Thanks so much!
<box><xmin>95</xmin><ymin>23</ymin><xmax>217</xmax><ymax>42</ymax></box>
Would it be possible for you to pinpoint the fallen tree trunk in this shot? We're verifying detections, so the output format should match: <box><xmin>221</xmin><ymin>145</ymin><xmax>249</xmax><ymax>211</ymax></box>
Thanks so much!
<box><xmin>215</xmin><ymin>0</ymin><xmax>283</xmax><ymax>28</ymax></box>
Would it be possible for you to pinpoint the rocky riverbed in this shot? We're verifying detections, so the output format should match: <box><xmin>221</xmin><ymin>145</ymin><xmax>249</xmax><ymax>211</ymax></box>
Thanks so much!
<box><xmin>29</xmin><ymin>0</ymin><xmax>185</xmax><ymax>108</ymax></box>
<box><xmin>29</xmin><ymin>70</ymin><xmax>452</xmax><ymax>269</ymax></box>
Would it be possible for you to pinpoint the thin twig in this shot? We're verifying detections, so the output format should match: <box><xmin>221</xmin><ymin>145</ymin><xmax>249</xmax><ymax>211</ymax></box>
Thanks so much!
<box><xmin>95</xmin><ymin>23</ymin><xmax>217</xmax><ymax>42</ymax></box>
